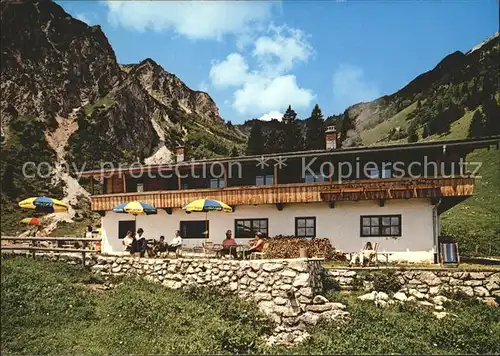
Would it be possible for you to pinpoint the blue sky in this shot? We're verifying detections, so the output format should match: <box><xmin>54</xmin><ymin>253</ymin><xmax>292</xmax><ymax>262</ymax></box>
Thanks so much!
<box><xmin>59</xmin><ymin>0</ymin><xmax>498</xmax><ymax>124</ymax></box>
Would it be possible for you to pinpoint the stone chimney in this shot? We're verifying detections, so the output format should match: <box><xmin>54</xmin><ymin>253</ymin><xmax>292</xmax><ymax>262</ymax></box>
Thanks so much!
<box><xmin>176</xmin><ymin>146</ymin><xmax>185</xmax><ymax>162</ymax></box>
<box><xmin>325</xmin><ymin>126</ymin><xmax>338</xmax><ymax>150</ymax></box>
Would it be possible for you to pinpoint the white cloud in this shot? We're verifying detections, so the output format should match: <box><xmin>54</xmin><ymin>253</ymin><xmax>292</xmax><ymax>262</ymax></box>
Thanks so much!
<box><xmin>209</xmin><ymin>53</ymin><xmax>249</xmax><ymax>88</ymax></box>
<box><xmin>233</xmin><ymin>74</ymin><xmax>314</xmax><ymax>116</ymax></box>
<box><xmin>332</xmin><ymin>64</ymin><xmax>380</xmax><ymax>111</ymax></box>
<box><xmin>257</xmin><ymin>111</ymin><xmax>284</xmax><ymax>121</ymax></box>
<box><xmin>252</xmin><ymin>24</ymin><xmax>313</xmax><ymax>74</ymax></box>
<box><xmin>106</xmin><ymin>1</ymin><xmax>273</xmax><ymax>40</ymax></box>
<box><xmin>208</xmin><ymin>24</ymin><xmax>315</xmax><ymax>117</ymax></box>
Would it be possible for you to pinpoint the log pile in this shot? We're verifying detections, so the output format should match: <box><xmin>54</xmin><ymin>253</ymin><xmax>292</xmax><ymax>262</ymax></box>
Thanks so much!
<box><xmin>265</xmin><ymin>236</ymin><xmax>346</xmax><ymax>261</ymax></box>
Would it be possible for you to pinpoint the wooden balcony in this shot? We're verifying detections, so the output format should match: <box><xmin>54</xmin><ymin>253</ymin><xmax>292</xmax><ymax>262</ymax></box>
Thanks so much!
<box><xmin>320</xmin><ymin>177</ymin><xmax>475</xmax><ymax>202</ymax></box>
<box><xmin>89</xmin><ymin>177</ymin><xmax>475</xmax><ymax>211</ymax></box>
<box><xmin>90</xmin><ymin>182</ymin><xmax>332</xmax><ymax>211</ymax></box>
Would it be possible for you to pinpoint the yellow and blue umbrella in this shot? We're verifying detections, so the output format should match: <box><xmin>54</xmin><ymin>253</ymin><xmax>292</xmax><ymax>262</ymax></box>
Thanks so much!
<box><xmin>182</xmin><ymin>199</ymin><xmax>232</xmax><ymax>213</ymax></box>
<box><xmin>182</xmin><ymin>199</ymin><xmax>232</xmax><ymax>239</ymax></box>
<box><xmin>18</xmin><ymin>197</ymin><xmax>68</xmax><ymax>213</ymax></box>
<box><xmin>112</xmin><ymin>201</ymin><xmax>157</xmax><ymax>216</ymax></box>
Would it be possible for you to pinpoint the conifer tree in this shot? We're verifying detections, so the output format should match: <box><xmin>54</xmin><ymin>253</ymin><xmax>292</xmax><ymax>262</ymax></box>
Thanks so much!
<box><xmin>306</xmin><ymin>104</ymin><xmax>325</xmax><ymax>150</ymax></box>
<box><xmin>468</xmin><ymin>109</ymin><xmax>485</xmax><ymax>138</ymax></box>
<box><xmin>282</xmin><ymin>105</ymin><xmax>304</xmax><ymax>152</ymax></box>
<box><xmin>407</xmin><ymin>121</ymin><xmax>419</xmax><ymax>143</ymax></box>
<box><xmin>246</xmin><ymin>120</ymin><xmax>265</xmax><ymax>155</ymax></box>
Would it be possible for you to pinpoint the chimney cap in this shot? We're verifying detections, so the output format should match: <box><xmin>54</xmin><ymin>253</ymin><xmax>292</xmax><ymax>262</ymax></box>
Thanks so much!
<box><xmin>325</xmin><ymin>125</ymin><xmax>337</xmax><ymax>133</ymax></box>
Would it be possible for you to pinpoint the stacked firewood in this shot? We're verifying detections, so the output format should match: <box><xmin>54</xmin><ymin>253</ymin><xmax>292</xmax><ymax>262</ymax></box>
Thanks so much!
<box><xmin>265</xmin><ymin>236</ymin><xmax>346</xmax><ymax>261</ymax></box>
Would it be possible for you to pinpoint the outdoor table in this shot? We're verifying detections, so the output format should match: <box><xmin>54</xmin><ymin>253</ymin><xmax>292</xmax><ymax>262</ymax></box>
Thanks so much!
<box><xmin>378</xmin><ymin>252</ymin><xmax>393</xmax><ymax>263</ymax></box>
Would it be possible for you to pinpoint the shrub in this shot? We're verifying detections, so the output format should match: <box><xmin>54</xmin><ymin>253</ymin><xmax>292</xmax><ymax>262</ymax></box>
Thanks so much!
<box><xmin>371</xmin><ymin>271</ymin><xmax>401</xmax><ymax>294</ymax></box>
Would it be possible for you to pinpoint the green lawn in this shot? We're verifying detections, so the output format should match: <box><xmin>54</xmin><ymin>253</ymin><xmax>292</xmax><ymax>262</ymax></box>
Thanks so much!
<box><xmin>2</xmin><ymin>257</ymin><xmax>499</xmax><ymax>355</ymax></box>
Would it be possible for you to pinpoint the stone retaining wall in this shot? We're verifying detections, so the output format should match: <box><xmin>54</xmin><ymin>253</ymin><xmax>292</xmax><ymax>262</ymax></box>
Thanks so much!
<box><xmin>326</xmin><ymin>268</ymin><xmax>500</xmax><ymax>301</ymax></box>
<box><xmin>56</xmin><ymin>254</ymin><xmax>348</xmax><ymax>345</ymax></box>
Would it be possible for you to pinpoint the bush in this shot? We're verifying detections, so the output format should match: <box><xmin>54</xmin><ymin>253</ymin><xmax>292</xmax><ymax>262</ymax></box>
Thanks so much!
<box><xmin>370</xmin><ymin>271</ymin><xmax>401</xmax><ymax>294</ymax></box>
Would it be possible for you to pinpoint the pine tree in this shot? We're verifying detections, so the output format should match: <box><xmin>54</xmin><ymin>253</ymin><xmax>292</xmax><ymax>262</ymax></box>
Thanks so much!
<box><xmin>265</xmin><ymin>123</ymin><xmax>286</xmax><ymax>153</ymax></box>
<box><xmin>305</xmin><ymin>104</ymin><xmax>325</xmax><ymax>150</ymax></box>
<box><xmin>246</xmin><ymin>120</ymin><xmax>265</xmax><ymax>155</ymax></box>
<box><xmin>416</xmin><ymin>100</ymin><xmax>422</xmax><ymax>110</ymax></box>
<box><xmin>482</xmin><ymin>96</ymin><xmax>500</xmax><ymax>135</ymax></box>
<box><xmin>282</xmin><ymin>105</ymin><xmax>297</xmax><ymax>123</ymax></box>
<box><xmin>230</xmin><ymin>146</ymin><xmax>239</xmax><ymax>157</ymax></box>
<box><xmin>468</xmin><ymin>110</ymin><xmax>485</xmax><ymax>138</ymax></box>
<box><xmin>422</xmin><ymin>124</ymin><xmax>430</xmax><ymax>138</ymax></box>
<box><xmin>282</xmin><ymin>105</ymin><xmax>304</xmax><ymax>152</ymax></box>
<box><xmin>407</xmin><ymin>122</ymin><xmax>419</xmax><ymax>143</ymax></box>
<box><xmin>340</xmin><ymin>110</ymin><xmax>353</xmax><ymax>145</ymax></box>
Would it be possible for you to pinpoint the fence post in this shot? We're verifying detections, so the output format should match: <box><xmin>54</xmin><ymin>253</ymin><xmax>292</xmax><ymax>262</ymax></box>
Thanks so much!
<box><xmin>31</xmin><ymin>239</ymin><xmax>35</xmax><ymax>259</ymax></box>
<box><xmin>82</xmin><ymin>251</ymin><xmax>86</xmax><ymax>267</ymax></box>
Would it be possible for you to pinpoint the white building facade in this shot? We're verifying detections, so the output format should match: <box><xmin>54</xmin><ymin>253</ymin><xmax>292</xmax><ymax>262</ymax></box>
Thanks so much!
<box><xmin>83</xmin><ymin>136</ymin><xmax>499</xmax><ymax>263</ymax></box>
<box><xmin>100</xmin><ymin>199</ymin><xmax>437</xmax><ymax>262</ymax></box>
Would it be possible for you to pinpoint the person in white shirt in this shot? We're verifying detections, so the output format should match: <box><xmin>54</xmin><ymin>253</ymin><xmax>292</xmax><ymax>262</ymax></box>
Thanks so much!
<box><xmin>166</xmin><ymin>230</ymin><xmax>183</xmax><ymax>257</ymax></box>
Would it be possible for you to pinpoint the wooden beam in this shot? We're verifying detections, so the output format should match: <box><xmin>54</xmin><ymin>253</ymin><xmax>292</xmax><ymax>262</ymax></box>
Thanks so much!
<box><xmin>177</xmin><ymin>174</ymin><xmax>182</xmax><ymax>190</ymax></box>
<box><xmin>122</xmin><ymin>174</ymin><xmax>126</xmax><ymax>193</ymax></box>
<box><xmin>90</xmin><ymin>176</ymin><xmax>94</xmax><ymax>195</ymax></box>
<box><xmin>274</xmin><ymin>165</ymin><xmax>278</xmax><ymax>185</ymax></box>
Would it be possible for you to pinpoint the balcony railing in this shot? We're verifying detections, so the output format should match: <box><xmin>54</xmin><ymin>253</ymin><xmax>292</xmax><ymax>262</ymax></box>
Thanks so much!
<box><xmin>89</xmin><ymin>177</ymin><xmax>475</xmax><ymax>211</ymax></box>
<box><xmin>320</xmin><ymin>177</ymin><xmax>475</xmax><ymax>201</ymax></box>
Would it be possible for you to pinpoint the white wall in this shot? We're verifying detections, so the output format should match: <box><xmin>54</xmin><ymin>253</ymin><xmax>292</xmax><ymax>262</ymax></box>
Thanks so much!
<box><xmin>100</xmin><ymin>199</ymin><xmax>435</xmax><ymax>262</ymax></box>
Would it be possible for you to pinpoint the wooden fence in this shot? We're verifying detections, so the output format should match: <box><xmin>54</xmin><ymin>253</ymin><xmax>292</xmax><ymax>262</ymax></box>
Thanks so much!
<box><xmin>1</xmin><ymin>236</ymin><xmax>101</xmax><ymax>266</ymax></box>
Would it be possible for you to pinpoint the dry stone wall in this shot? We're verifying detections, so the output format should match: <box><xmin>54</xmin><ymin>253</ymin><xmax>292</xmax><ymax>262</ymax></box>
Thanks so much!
<box><xmin>87</xmin><ymin>255</ymin><xmax>349</xmax><ymax>345</ymax></box>
<box><xmin>327</xmin><ymin>268</ymin><xmax>500</xmax><ymax>302</ymax></box>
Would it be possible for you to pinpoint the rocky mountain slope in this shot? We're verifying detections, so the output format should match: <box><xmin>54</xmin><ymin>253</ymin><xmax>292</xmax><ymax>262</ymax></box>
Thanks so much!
<box><xmin>0</xmin><ymin>0</ymin><xmax>244</xmax><ymax>235</ymax></box>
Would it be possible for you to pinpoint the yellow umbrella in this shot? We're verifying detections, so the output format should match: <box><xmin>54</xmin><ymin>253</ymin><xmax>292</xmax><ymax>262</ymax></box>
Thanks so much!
<box><xmin>18</xmin><ymin>197</ymin><xmax>68</xmax><ymax>213</ymax></box>
<box><xmin>182</xmin><ymin>199</ymin><xmax>233</xmax><ymax>239</ymax></box>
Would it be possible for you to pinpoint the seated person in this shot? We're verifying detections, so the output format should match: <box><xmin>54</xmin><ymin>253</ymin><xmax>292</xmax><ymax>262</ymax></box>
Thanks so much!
<box><xmin>245</xmin><ymin>232</ymin><xmax>265</xmax><ymax>259</ymax></box>
<box><xmin>349</xmin><ymin>241</ymin><xmax>375</xmax><ymax>266</ymax></box>
<box><xmin>134</xmin><ymin>228</ymin><xmax>148</xmax><ymax>257</ymax></box>
<box><xmin>166</xmin><ymin>230</ymin><xmax>183</xmax><ymax>256</ymax></box>
<box><xmin>122</xmin><ymin>230</ymin><xmax>134</xmax><ymax>254</ymax></box>
<box><xmin>154</xmin><ymin>236</ymin><xmax>167</xmax><ymax>254</ymax></box>
<box><xmin>221</xmin><ymin>230</ymin><xmax>237</xmax><ymax>259</ymax></box>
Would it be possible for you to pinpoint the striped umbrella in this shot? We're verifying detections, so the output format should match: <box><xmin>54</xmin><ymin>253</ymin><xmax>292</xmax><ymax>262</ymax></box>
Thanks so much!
<box><xmin>21</xmin><ymin>217</ymin><xmax>40</xmax><ymax>225</ymax></box>
<box><xmin>18</xmin><ymin>197</ymin><xmax>68</xmax><ymax>213</ymax></box>
<box><xmin>112</xmin><ymin>201</ymin><xmax>158</xmax><ymax>216</ymax></box>
<box><xmin>182</xmin><ymin>199</ymin><xmax>233</xmax><ymax>239</ymax></box>
<box><xmin>182</xmin><ymin>199</ymin><xmax>232</xmax><ymax>213</ymax></box>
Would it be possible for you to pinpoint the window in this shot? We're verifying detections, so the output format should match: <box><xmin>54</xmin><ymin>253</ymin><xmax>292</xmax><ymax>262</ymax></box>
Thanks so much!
<box><xmin>180</xmin><ymin>220</ymin><xmax>208</xmax><ymax>239</ymax></box>
<box><xmin>235</xmin><ymin>219</ymin><xmax>268</xmax><ymax>238</ymax></box>
<box><xmin>295</xmin><ymin>217</ymin><xmax>316</xmax><ymax>238</ymax></box>
<box><xmin>118</xmin><ymin>220</ymin><xmax>136</xmax><ymax>239</ymax></box>
<box><xmin>360</xmin><ymin>215</ymin><xmax>401</xmax><ymax>237</ymax></box>
<box><xmin>210</xmin><ymin>178</ymin><xmax>225</xmax><ymax>188</ymax></box>
<box><xmin>256</xmin><ymin>175</ymin><xmax>274</xmax><ymax>186</ymax></box>
<box><xmin>304</xmin><ymin>173</ymin><xmax>325</xmax><ymax>183</ymax></box>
